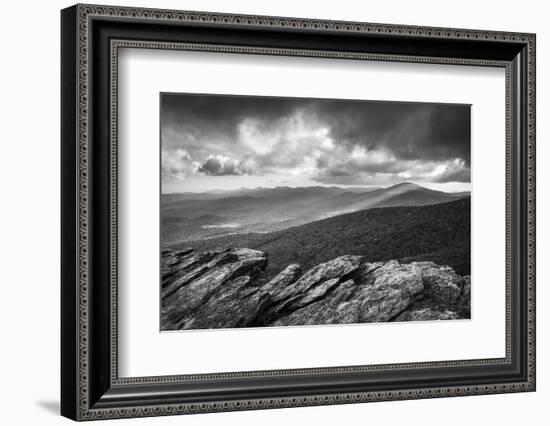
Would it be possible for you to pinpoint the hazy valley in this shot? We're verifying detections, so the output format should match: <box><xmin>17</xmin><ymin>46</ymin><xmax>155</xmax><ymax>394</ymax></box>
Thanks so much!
<box><xmin>162</xmin><ymin>182</ymin><xmax>469</xmax><ymax>246</ymax></box>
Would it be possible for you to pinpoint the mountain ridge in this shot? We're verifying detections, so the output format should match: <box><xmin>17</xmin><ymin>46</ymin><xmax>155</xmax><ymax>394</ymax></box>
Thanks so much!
<box><xmin>177</xmin><ymin>197</ymin><xmax>471</xmax><ymax>278</ymax></box>
<box><xmin>162</xmin><ymin>182</ymin><xmax>470</xmax><ymax>245</ymax></box>
<box><xmin>163</xmin><ymin>182</ymin><xmax>469</xmax><ymax>198</ymax></box>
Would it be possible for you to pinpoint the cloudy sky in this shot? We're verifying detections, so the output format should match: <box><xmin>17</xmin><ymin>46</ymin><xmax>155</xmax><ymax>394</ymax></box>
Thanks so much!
<box><xmin>161</xmin><ymin>93</ymin><xmax>471</xmax><ymax>193</ymax></box>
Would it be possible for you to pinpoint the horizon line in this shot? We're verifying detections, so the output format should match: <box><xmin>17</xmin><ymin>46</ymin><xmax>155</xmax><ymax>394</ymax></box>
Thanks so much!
<box><xmin>162</xmin><ymin>181</ymin><xmax>472</xmax><ymax>195</ymax></box>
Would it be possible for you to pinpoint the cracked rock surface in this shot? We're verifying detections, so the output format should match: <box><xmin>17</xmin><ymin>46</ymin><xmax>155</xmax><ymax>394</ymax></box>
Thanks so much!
<box><xmin>161</xmin><ymin>248</ymin><xmax>470</xmax><ymax>330</ymax></box>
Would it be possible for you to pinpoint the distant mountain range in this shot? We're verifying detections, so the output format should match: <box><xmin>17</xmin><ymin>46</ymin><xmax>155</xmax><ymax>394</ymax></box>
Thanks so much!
<box><xmin>161</xmin><ymin>182</ymin><xmax>470</xmax><ymax>245</ymax></box>
<box><xmin>162</xmin><ymin>184</ymin><xmax>381</xmax><ymax>201</ymax></box>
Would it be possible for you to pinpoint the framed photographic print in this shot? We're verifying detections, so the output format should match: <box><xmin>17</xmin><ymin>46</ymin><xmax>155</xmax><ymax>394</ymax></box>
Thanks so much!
<box><xmin>61</xmin><ymin>4</ymin><xmax>536</xmax><ymax>421</ymax></box>
<box><xmin>159</xmin><ymin>93</ymin><xmax>474</xmax><ymax>331</ymax></box>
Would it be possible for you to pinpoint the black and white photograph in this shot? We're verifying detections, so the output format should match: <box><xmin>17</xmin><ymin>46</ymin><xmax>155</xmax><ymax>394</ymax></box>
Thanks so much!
<box><xmin>160</xmin><ymin>93</ymin><xmax>472</xmax><ymax>331</ymax></box>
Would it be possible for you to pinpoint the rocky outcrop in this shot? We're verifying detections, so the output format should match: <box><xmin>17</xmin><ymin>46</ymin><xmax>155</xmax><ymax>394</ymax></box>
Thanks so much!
<box><xmin>162</xmin><ymin>248</ymin><xmax>267</xmax><ymax>329</ymax></box>
<box><xmin>161</xmin><ymin>247</ymin><xmax>470</xmax><ymax>330</ymax></box>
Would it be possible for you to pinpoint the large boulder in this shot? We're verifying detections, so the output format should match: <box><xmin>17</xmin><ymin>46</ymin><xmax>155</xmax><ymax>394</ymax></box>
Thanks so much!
<box><xmin>178</xmin><ymin>276</ymin><xmax>271</xmax><ymax>330</ymax></box>
<box><xmin>355</xmin><ymin>260</ymin><xmax>427</xmax><ymax>322</ymax></box>
<box><xmin>163</xmin><ymin>249</ymin><xmax>237</xmax><ymax>297</ymax></box>
<box><xmin>162</xmin><ymin>248</ymin><xmax>267</xmax><ymax>330</ymax></box>
<box><xmin>268</xmin><ymin>256</ymin><xmax>362</xmax><ymax>304</ymax></box>
<box><xmin>272</xmin><ymin>279</ymin><xmax>360</xmax><ymax>326</ymax></box>
<box><xmin>419</xmin><ymin>263</ymin><xmax>463</xmax><ymax>306</ymax></box>
<box><xmin>261</xmin><ymin>264</ymin><xmax>302</xmax><ymax>297</ymax></box>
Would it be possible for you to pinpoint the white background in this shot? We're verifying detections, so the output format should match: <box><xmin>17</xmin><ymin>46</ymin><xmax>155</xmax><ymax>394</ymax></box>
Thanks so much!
<box><xmin>119</xmin><ymin>49</ymin><xmax>506</xmax><ymax>377</ymax></box>
<box><xmin>0</xmin><ymin>0</ymin><xmax>547</xmax><ymax>425</ymax></box>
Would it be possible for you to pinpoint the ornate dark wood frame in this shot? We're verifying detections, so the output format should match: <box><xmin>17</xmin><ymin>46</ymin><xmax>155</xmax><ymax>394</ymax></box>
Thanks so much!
<box><xmin>61</xmin><ymin>3</ymin><xmax>536</xmax><ymax>421</ymax></box>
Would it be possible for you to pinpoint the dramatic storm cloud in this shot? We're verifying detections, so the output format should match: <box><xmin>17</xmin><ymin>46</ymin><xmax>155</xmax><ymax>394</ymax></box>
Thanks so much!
<box><xmin>161</xmin><ymin>93</ymin><xmax>470</xmax><ymax>193</ymax></box>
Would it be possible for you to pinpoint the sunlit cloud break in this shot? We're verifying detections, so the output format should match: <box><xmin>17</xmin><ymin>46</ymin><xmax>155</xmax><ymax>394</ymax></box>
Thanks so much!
<box><xmin>161</xmin><ymin>93</ymin><xmax>470</xmax><ymax>193</ymax></box>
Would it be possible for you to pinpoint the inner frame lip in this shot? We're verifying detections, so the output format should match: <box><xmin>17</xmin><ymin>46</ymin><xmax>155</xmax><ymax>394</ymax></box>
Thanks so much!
<box><xmin>109</xmin><ymin>38</ymin><xmax>511</xmax><ymax>384</ymax></box>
